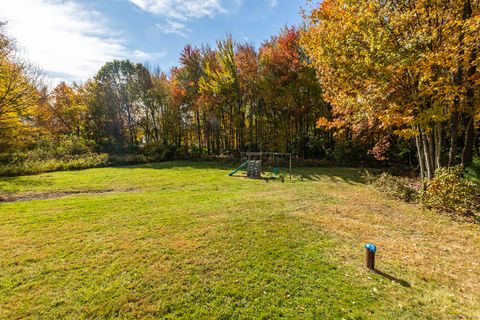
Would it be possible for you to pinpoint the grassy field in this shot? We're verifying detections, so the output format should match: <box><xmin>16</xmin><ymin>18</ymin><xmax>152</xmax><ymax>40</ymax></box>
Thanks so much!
<box><xmin>0</xmin><ymin>161</ymin><xmax>479</xmax><ymax>319</ymax></box>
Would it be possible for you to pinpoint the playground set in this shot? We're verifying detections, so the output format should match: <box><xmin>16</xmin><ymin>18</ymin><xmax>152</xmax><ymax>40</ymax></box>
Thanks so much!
<box><xmin>228</xmin><ymin>152</ymin><xmax>292</xmax><ymax>180</ymax></box>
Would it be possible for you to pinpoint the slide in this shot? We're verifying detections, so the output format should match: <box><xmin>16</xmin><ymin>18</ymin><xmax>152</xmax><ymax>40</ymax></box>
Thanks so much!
<box><xmin>228</xmin><ymin>161</ymin><xmax>249</xmax><ymax>176</ymax></box>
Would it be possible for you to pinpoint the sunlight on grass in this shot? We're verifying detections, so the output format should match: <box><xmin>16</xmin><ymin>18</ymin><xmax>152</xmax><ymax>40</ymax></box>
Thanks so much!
<box><xmin>1</xmin><ymin>162</ymin><xmax>479</xmax><ymax>319</ymax></box>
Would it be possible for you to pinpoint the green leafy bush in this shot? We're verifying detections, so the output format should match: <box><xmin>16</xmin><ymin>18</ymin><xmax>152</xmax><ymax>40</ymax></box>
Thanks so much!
<box><xmin>108</xmin><ymin>154</ymin><xmax>152</xmax><ymax>165</ymax></box>
<box><xmin>0</xmin><ymin>153</ymin><xmax>108</xmax><ymax>176</ymax></box>
<box><xmin>423</xmin><ymin>165</ymin><xmax>480</xmax><ymax>218</ymax></box>
<box><xmin>371</xmin><ymin>172</ymin><xmax>419</xmax><ymax>203</ymax></box>
<box><xmin>6</xmin><ymin>135</ymin><xmax>95</xmax><ymax>163</ymax></box>
<box><xmin>54</xmin><ymin>135</ymin><xmax>94</xmax><ymax>158</ymax></box>
<box><xmin>466</xmin><ymin>157</ymin><xmax>480</xmax><ymax>185</ymax></box>
<box><xmin>139</xmin><ymin>143</ymin><xmax>191</xmax><ymax>161</ymax></box>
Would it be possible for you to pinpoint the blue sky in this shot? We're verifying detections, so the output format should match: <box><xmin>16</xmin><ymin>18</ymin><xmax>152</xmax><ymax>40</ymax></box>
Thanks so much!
<box><xmin>2</xmin><ymin>0</ymin><xmax>307</xmax><ymax>85</ymax></box>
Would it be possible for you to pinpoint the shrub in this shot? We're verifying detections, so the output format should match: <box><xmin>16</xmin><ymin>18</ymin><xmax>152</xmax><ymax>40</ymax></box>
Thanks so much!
<box><xmin>54</xmin><ymin>135</ymin><xmax>93</xmax><ymax>158</ymax></box>
<box><xmin>423</xmin><ymin>165</ymin><xmax>480</xmax><ymax>218</ymax></box>
<box><xmin>0</xmin><ymin>153</ymin><xmax>109</xmax><ymax>176</ymax></box>
<box><xmin>140</xmin><ymin>142</ymin><xmax>165</xmax><ymax>159</ymax></box>
<box><xmin>371</xmin><ymin>172</ymin><xmax>419</xmax><ymax>202</ymax></box>
<box><xmin>6</xmin><ymin>135</ymin><xmax>95</xmax><ymax>164</ymax></box>
<box><xmin>108</xmin><ymin>154</ymin><xmax>152</xmax><ymax>165</ymax></box>
<box><xmin>465</xmin><ymin>157</ymin><xmax>480</xmax><ymax>185</ymax></box>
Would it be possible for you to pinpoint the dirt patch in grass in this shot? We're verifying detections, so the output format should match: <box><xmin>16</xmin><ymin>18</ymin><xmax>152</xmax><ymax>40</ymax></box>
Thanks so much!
<box><xmin>0</xmin><ymin>188</ymin><xmax>138</xmax><ymax>203</ymax></box>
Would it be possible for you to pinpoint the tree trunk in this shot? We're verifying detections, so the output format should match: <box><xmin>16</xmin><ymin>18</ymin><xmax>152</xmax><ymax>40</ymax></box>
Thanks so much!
<box><xmin>195</xmin><ymin>110</ymin><xmax>202</xmax><ymax>150</ymax></box>
<box><xmin>434</xmin><ymin>122</ymin><xmax>442</xmax><ymax>169</ymax></box>
<box><xmin>462</xmin><ymin>115</ymin><xmax>475</xmax><ymax>167</ymax></box>
<box><xmin>415</xmin><ymin>132</ymin><xmax>426</xmax><ymax>180</ymax></box>
<box><xmin>448</xmin><ymin>111</ymin><xmax>459</xmax><ymax>165</ymax></box>
<box><xmin>421</xmin><ymin>129</ymin><xmax>434</xmax><ymax>179</ymax></box>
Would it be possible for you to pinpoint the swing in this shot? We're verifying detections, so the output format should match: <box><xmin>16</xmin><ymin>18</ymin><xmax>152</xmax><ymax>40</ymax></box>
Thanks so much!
<box><xmin>232</xmin><ymin>152</ymin><xmax>292</xmax><ymax>180</ymax></box>
<box><xmin>273</xmin><ymin>154</ymin><xmax>279</xmax><ymax>175</ymax></box>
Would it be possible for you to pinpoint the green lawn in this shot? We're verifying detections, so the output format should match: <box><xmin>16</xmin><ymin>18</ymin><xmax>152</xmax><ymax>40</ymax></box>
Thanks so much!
<box><xmin>1</xmin><ymin>162</ymin><xmax>479</xmax><ymax>319</ymax></box>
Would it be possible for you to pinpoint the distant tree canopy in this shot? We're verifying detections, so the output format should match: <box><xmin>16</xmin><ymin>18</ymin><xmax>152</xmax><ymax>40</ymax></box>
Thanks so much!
<box><xmin>25</xmin><ymin>27</ymin><xmax>329</xmax><ymax>158</ymax></box>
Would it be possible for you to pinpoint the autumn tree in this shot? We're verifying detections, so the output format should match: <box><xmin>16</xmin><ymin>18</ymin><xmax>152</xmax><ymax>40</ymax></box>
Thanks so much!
<box><xmin>0</xmin><ymin>22</ymin><xmax>44</xmax><ymax>157</ymax></box>
<box><xmin>173</xmin><ymin>46</ymin><xmax>203</xmax><ymax>149</ymax></box>
<box><xmin>93</xmin><ymin>60</ymin><xmax>152</xmax><ymax>147</ymax></box>
<box><xmin>199</xmin><ymin>36</ymin><xmax>244</xmax><ymax>152</ymax></box>
<box><xmin>302</xmin><ymin>0</ymin><xmax>480</xmax><ymax>178</ymax></box>
<box><xmin>42</xmin><ymin>82</ymin><xmax>87</xmax><ymax>136</ymax></box>
<box><xmin>197</xmin><ymin>46</ymin><xmax>222</xmax><ymax>153</ymax></box>
<box><xmin>147</xmin><ymin>69</ymin><xmax>173</xmax><ymax>145</ymax></box>
<box><xmin>260</xmin><ymin>26</ymin><xmax>325</xmax><ymax>155</ymax></box>
<box><xmin>235</xmin><ymin>43</ymin><xmax>260</xmax><ymax>150</ymax></box>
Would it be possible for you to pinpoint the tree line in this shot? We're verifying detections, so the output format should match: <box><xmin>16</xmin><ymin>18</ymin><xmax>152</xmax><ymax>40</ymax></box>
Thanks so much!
<box><xmin>1</xmin><ymin>25</ymin><xmax>333</xmax><ymax>163</ymax></box>
<box><xmin>1</xmin><ymin>0</ymin><xmax>479</xmax><ymax>179</ymax></box>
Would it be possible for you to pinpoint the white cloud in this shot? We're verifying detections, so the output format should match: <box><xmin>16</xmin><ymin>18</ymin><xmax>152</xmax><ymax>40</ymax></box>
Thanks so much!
<box><xmin>129</xmin><ymin>0</ymin><xmax>225</xmax><ymax>20</ymax></box>
<box><xmin>133</xmin><ymin>49</ymin><xmax>167</xmax><ymax>60</ymax></box>
<box><xmin>130</xmin><ymin>0</ymin><xmax>225</xmax><ymax>38</ymax></box>
<box><xmin>156</xmin><ymin>21</ymin><xmax>192</xmax><ymax>38</ymax></box>
<box><xmin>270</xmin><ymin>0</ymin><xmax>278</xmax><ymax>8</ymax></box>
<box><xmin>1</xmin><ymin>0</ymin><xmax>162</xmax><ymax>84</ymax></box>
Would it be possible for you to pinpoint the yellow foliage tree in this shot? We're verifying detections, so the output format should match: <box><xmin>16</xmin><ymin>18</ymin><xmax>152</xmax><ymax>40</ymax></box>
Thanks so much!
<box><xmin>302</xmin><ymin>0</ymin><xmax>479</xmax><ymax>179</ymax></box>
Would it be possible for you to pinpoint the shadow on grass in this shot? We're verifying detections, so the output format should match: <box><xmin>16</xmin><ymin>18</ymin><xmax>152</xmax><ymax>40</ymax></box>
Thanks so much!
<box><xmin>115</xmin><ymin>160</ymin><xmax>368</xmax><ymax>185</ymax></box>
<box><xmin>118</xmin><ymin>160</ymin><xmax>235</xmax><ymax>171</ymax></box>
<box><xmin>0</xmin><ymin>158</ymin><xmax>368</xmax><ymax>187</ymax></box>
<box><xmin>294</xmin><ymin>167</ymin><xmax>366</xmax><ymax>185</ymax></box>
<box><xmin>229</xmin><ymin>175</ymin><xmax>287</xmax><ymax>183</ymax></box>
<box><xmin>374</xmin><ymin>269</ymin><xmax>411</xmax><ymax>288</ymax></box>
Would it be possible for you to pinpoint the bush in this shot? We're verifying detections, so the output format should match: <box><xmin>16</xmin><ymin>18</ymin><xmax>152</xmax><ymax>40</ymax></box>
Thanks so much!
<box><xmin>423</xmin><ymin>165</ymin><xmax>480</xmax><ymax>218</ymax></box>
<box><xmin>0</xmin><ymin>153</ymin><xmax>109</xmax><ymax>176</ymax></box>
<box><xmin>6</xmin><ymin>135</ymin><xmax>95</xmax><ymax>164</ymax></box>
<box><xmin>139</xmin><ymin>143</ymin><xmax>191</xmax><ymax>161</ymax></box>
<box><xmin>108</xmin><ymin>154</ymin><xmax>152</xmax><ymax>165</ymax></box>
<box><xmin>54</xmin><ymin>135</ymin><xmax>93</xmax><ymax>158</ymax></box>
<box><xmin>371</xmin><ymin>172</ymin><xmax>419</xmax><ymax>202</ymax></box>
<box><xmin>465</xmin><ymin>157</ymin><xmax>480</xmax><ymax>185</ymax></box>
<box><xmin>141</xmin><ymin>142</ymin><xmax>166</xmax><ymax>159</ymax></box>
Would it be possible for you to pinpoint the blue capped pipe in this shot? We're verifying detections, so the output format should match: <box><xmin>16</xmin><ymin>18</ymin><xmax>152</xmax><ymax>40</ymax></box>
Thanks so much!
<box><xmin>365</xmin><ymin>243</ymin><xmax>377</xmax><ymax>270</ymax></box>
<box><xmin>365</xmin><ymin>243</ymin><xmax>377</xmax><ymax>253</ymax></box>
